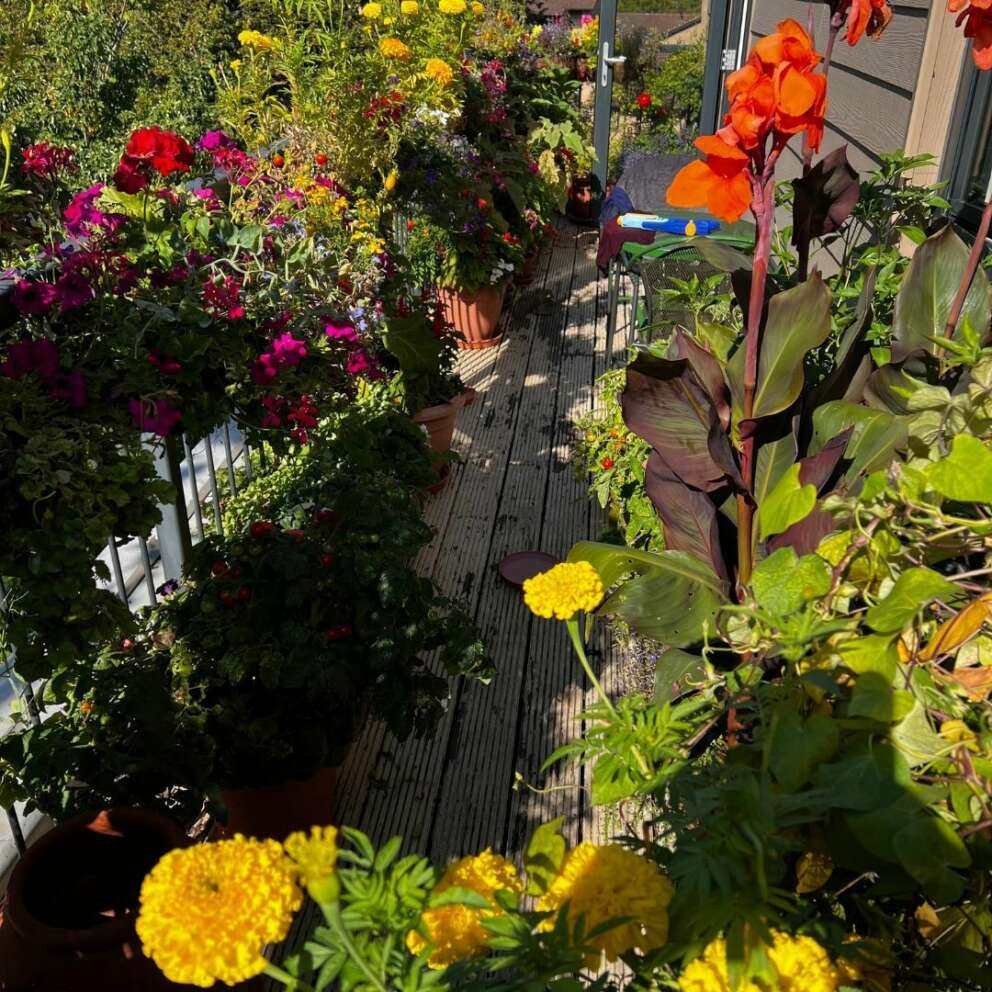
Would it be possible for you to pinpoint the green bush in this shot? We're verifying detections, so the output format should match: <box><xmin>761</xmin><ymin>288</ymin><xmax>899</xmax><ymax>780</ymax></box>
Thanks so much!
<box><xmin>0</xmin><ymin>0</ymin><xmax>236</xmax><ymax>183</ymax></box>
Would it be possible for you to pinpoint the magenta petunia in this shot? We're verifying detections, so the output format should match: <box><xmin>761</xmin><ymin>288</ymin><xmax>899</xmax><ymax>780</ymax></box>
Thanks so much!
<box><xmin>324</xmin><ymin>320</ymin><xmax>359</xmax><ymax>343</ymax></box>
<box><xmin>345</xmin><ymin>347</ymin><xmax>382</xmax><ymax>378</ymax></box>
<box><xmin>196</xmin><ymin>130</ymin><xmax>237</xmax><ymax>152</ymax></box>
<box><xmin>11</xmin><ymin>280</ymin><xmax>57</xmax><ymax>315</ymax></box>
<box><xmin>129</xmin><ymin>397</ymin><xmax>182</xmax><ymax>435</ymax></box>
<box><xmin>54</xmin><ymin>271</ymin><xmax>94</xmax><ymax>311</ymax></box>
<box><xmin>270</xmin><ymin>332</ymin><xmax>307</xmax><ymax>367</ymax></box>
<box><xmin>1</xmin><ymin>338</ymin><xmax>60</xmax><ymax>380</ymax></box>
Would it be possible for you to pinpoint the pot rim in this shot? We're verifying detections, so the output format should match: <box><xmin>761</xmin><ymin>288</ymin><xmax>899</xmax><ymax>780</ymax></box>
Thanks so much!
<box><xmin>4</xmin><ymin>807</ymin><xmax>187</xmax><ymax>950</ymax></box>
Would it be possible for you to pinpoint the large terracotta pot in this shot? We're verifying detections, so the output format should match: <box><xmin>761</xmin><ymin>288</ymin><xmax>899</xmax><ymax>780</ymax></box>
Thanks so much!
<box><xmin>440</xmin><ymin>284</ymin><xmax>506</xmax><ymax>350</ymax></box>
<box><xmin>219</xmin><ymin>766</ymin><xmax>338</xmax><ymax>841</ymax></box>
<box><xmin>0</xmin><ymin>808</ymin><xmax>192</xmax><ymax>991</ymax></box>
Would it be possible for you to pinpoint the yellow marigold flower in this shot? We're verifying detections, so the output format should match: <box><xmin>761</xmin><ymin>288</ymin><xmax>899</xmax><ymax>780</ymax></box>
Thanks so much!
<box><xmin>229</xmin><ymin>58</ymin><xmax>243</xmax><ymax>70</ymax></box>
<box><xmin>379</xmin><ymin>36</ymin><xmax>412</xmax><ymax>59</ymax></box>
<box><xmin>384</xmin><ymin>15</ymin><xmax>395</xmax><ymax>24</ymax></box>
<box><xmin>284</xmin><ymin>825</ymin><xmax>338</xmax><ymax>885</ymax></box>
<box><xmin>238</xmin><ymin>29</ymin><xmax>278</xmax><ymax>50</ymax></box>
<box><xmin>530</xmin><ymin>23</ymin><xmax>542</xmax><ymax>38</ymax></box>
<box><xmin>361</xmin><ymin>1</ymin><xmax>382</xmax><ymax>17</ymax></box>
<box><xmin>406</xmin><ymin>849</ymin><xmax>521</xmax><ymax>969</ymax></box>
<box><xmin>523</xmin><ymin>560</ymin><xmax>604</xmax><ymax>620</ymax></box>
<box><xmin>384</xmin><ymin>171</ymin><xmax>398</xmax><ymax>191</ymax></box>
<box><xmin>439</xmin><ymin>0</ymin><xmax>467</xmax><ymax>13</ymax></box>
<box><xmin>679</xmin><ymin>932</ymin><xmax>843</xmax><ymax>992</ymax></box>
<box><xmin>401</xmin><ymin>0</ymin><xmax>420</xmax><ymax>11</ymax></box>
<box><xmin>136</xmin><ymin>836</ymin><xmax>302</xmax><ymax>987</ymax></box>
<box><xmin>425</xmin><ymin>58</ymin><xmax>455</xmax><ymax>85</ymax></box>
<box><xmin>537</xmin><ymin>843</ymin><xmax>673</xmax><ymax>963</ymax></box>
<box><xmin>471</xmin><ymin>0</ymin><xmax>485</xmax><ymax>12</ymax></box>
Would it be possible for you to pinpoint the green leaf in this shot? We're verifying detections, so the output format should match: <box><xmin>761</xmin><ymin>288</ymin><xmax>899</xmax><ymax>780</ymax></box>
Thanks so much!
<box><xmin>891</xmin><ymin>224</ymin><xmax>992</xmax><ymax>363</ymax></box>
<box><xmin>524</xmin><ymin>818</ymin><xmax>566</xmax><ymax>896</ymax></box>
<box><xmin>837</xmin><ymin>634</ymin><xmax>899</xmax><ymax>679</ymax></box>
<box><xmin>427</xmin><ymin>886</ymin><xmax>493</xmax><ymax>910</ymax></box>
<box><xmin>756</xmin><ymin>464</ymin><xmax>816</xmax><ymax>541</ymax></box>
<box><xmin>751</xmin><ymin>547</ymin><xmax>831</xmax><ymax>617</ymax></box>
<box><xmin>654</xmin><ymin>648</ymin><xmax>706</xmax><ymax>704</ymax></box>
<box><xmin>893</xmin><ymin>817</ymin><xmax>971</xmax><ymax>904</ymax></box>
<box><xmin>729</xmin><ymin>274</ymin><xmax>832</xmax><ymax>420</ymax></box>
<box><xmin>811</xmin><ymin>401</ymin><xmax>907</xmax><ymax>481</ymax></box>
<box><xmin>848</xmin><ymin>671</ymin><xmax>915</xmax><ymax>723</ymax></box>
<box><xmin>381</xmin><ymin>312</ymin><xmax>444</xmax><ymax>374</ymax></box>
<box><xmin>816</xmin><ymin>744</ymin><xmax>910</xmax><ymax>811</ymax></box>
<box><xmin>892</xmin><ymin>699</ymin><xmax>947</xmax><ymax>768</ymax></box>
<box><xmin>926</xmin><ymin>434</ymin><xmax>992</xmax><ymax>503</ymax></box>
<box><xmin>694</xmin><ymin>318</ymin><xmax>736</xmax><ymax>364</ymax></box>
<box><xmin>865</xmin><ymin>567</ymin><xmax>962</xmax><ymax>633</ymax></box>
<box><xmin>753</xmin><ymin>427</ymin><xmax>798</xmax><ymax>512</ymax></box>
<box><xmin>569</xmin><ymin>542</ymin><xmax>727</xmax><ymax>648</ymax></box>
<box><xmin>768</xmin><ymin>709</ymin><xmax>839</xmax><ymax>791</ymax></box>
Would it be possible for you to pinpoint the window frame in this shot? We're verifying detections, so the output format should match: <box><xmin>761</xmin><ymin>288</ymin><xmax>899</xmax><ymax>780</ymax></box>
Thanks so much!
<box><xmin>943</xmin><ymin>53</ymin><xmax>992</xmax><ymax>234</ymax></box>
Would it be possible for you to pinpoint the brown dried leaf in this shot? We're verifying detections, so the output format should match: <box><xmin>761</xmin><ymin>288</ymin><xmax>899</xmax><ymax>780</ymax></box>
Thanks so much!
<box><xmin>795</xmin><ymin>851</ymin><xmax>833</xmax><ymax>894</ymax></box>
<box><xmin>920</xmin><ymin>593</ymin><xmax>992</xmax><ymax>662</ymax></box>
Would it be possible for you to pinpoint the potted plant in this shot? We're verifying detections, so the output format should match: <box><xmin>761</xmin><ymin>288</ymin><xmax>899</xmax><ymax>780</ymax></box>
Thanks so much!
<box><xmin>148</xmin><ymin>507</ymin><xmax>490</xmax><ymax>838</ymax></box>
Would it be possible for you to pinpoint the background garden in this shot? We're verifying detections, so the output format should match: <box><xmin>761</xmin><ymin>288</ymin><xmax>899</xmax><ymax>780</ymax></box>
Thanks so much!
<box><xmin>1</xmin><ymin>1</ymin><xmax>992</xmax><ymax>991</ymax></box>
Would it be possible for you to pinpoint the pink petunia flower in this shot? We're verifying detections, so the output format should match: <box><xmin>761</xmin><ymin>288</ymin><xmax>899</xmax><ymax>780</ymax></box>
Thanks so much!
<box><xmin>129</xmin><ymin>397</ymin><xmax>182</xmax><ymax>435</ymax></box>
<box><xmin>10</xmin><ymin>280</ymin><xmax>57</xmax><ymax>315</ymax></box>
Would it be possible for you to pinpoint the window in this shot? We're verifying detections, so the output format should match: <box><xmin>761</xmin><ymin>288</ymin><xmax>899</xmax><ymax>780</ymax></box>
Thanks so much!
<box><xmin>945</xmin><ymin>58</ymin><xmax>992</xmax><ymax>234</ymax></box>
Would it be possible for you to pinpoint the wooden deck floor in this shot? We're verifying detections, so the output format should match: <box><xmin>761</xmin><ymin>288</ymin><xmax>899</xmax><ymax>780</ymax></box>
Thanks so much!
<box><xmin>275</xmin><ymin>224</ymin><xmax>637</xmax><ymax>965</ymax></box>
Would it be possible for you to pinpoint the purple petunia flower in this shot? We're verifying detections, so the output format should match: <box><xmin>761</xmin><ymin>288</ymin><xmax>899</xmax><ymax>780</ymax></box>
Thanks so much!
<box><xmin>11</xmin><ymin>279</ymin><xmax>58</xmax><ymax>315</ymax></box>
<box><xmin>324</xmin><ymin>320</ymin><xmax>359</xmax><ymax>343</ymax></box>
<box><xmin>129</xmin><ymin>397</ymin><xmax>182</xmax><ymax>436</ymax></box>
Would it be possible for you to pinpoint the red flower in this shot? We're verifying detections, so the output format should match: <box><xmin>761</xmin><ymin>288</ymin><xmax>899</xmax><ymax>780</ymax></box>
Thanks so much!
<box><xmin>237</xmin><ymin>585</ymin><xmax>252</xmax><ymax>602</ymax></box>
<box><xmin>124</xmin><ymin>126</ymin><xmax>194</xmax><ymax>177</ymax></box>
<box><xmin>271</xmin><ymin>153</ymin><xmax>285</xmax><ymax>168</ymax></box>
<box><xmin>320</xmin><ymin>553</ymin><xmax>335</xmax><ymax>567</ymax></box>
<box><xmin>477</xmin><ymin>197</ymin><xmax>489</xmax><ymax>210</ymax></box>
<box><xmin>315</xmin><ymin>152</ymin><xmax>329</xmax><ymax>166</ymax></box>
<box><xmin>210</xmin><ymin>560</ymin><xmax>228</xmax><ymax>576</ymax></box>
<box><xmin>601</xmin><ymin>457</ymin><xmax>615</xmax><ymax>470</ymax></box>
<box><xmin>249</xmin><ymin>520</ymin><xmax>275</xmax><ymax>538</ymax></box>
<box><xmin>636</xmin><ymin>92</ymin><xmax>652</xmax><ymax>109</ymax></box>
<box><xmin>283</xmin><ymin>528</ymin><xmax>306</xmax><ymax>541</ymax></box>
<box><xmin>406</xmin><ymin>220</ymin><xmax>416</xmax><ymax>231</ymax></box>
<box><xmin>113</xmin><ymin>156</ymin><xmax>149</xmax><ymax>194</ymax></box>
<box><xmin>325</xmin><ymin>625</ymin><xmax>353</xmax><ymax>641</ymax></box>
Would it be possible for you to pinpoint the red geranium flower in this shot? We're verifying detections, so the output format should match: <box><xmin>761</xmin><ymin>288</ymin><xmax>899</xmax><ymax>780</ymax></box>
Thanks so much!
<box><xmin>124</xmin><ymin>126</ymin><xmax>194</xmax><ymax>177</ymax></box>
<box><xmin>636</xmin><ymin>92</ymin><xmax>652</xmax><ymax>109</ymax></box>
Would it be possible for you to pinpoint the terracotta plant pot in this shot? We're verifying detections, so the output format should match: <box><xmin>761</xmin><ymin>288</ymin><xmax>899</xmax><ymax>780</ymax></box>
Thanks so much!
<box><xmin>440</xmin><ymin>284</ymin><xmax>506</xmax><ymax>350</ymax></box>
<box><xmin>412</xmin><ymin>390</ymin><xmax>471</xmax><ymax>493</ymax></box>
<box><xmin>219</xmin><ymin>766</ymin><xmax>338</xmax><ymax>841</ymax></box>
<box><xmin>567</xmin><ymin>175</ymin><xmax>598</xmax><ymax>223</ymax></box>
<box><xmin>0</xmin><ymin>808</ymin><xmax>191</xmax><ymax>991</ymax></box>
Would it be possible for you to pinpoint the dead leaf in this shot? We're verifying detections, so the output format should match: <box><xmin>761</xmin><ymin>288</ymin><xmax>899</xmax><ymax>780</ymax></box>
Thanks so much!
<box><xmin>796</xmin><ymin>851</ymin><xmax>833</xmax><ymax>894</ymax></box>
<box><xmin>948</xmin><ymin>666</ymin><xmax>992</xmax><ymax>701</ymax></box>
<box><xmin>920</xmin><ymin>593</ymin><xmax>992</xmax><ymax>661</ymax></box>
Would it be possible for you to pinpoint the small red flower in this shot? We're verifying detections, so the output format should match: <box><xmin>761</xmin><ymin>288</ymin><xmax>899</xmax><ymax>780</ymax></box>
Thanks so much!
<box><xmin>501</xmin><ymin>231</ymin><xmax>514</xmax><ymax>243</ymax></box>
<box><xmin>406</xmin><ymin>220</ymin><xmax>416</xmax><ymax>231</ymax></box>
<box><xmin>314</xmin><ymin>508</ymin><xmax>339</xmax><ymax>526</ymax></box>
<box><xmin>601</xmin><ymin>457</ymin><xmax>615</xmax><ymax>470</ymax></box>
<box><xmin>220</xmin><ymin>591</ymin><xmax>237</xmax><ymax>608</ymax></box>
<box><xmin>249</xmin><ymin>520</ymin><xmax>275</xmax><ymax>538</ymax></box>
<box><xmin>237</xmin><ymin>585</ymin><xmax>252</xmax><ymax>602</ymax></box>
<box><xmin>124</xmin><ymin>126</ymin><xmax>194</xmax><ymax>177</ymax></box>
<box><xmin>315</xmin><ymin>152</ymin><xmax>329</xmax><ymax>166</ymax></box>
<box><xmin>320</xmin><ymin>553</ymin><xmax>335</xmax><ymax>567</ymax></box>
<box><xmin>325</xmin><ymin>625</ymin><xmax>353</xmax><ymax>641</ymax></box>
<box><xmin>271</xmin><ymin>153</ymin><xmax>285</xmax><ymax>168</ymax></box>
<box><xmin>636</xmin><ymin>92</ymin><xmax>652</xmax><ymax>109</ymax></box>
<box><xmin>210</xmin><ymin>560</ymin><xmax>228</xmax><ymax>576</ymax></box>
<box><xmin>121</xmin><ymin>638</ymin><xmax>135</xmax><ymax>654</ymax></box>
<box><xmin>477</xmin><ymin>197</ymin><xmax>489</xmax><ymax>210</ymax></box>
<box><xmin>284</xmin><ymin>528</ymin><xmax>306</xmax><ymax>542</ymax></box>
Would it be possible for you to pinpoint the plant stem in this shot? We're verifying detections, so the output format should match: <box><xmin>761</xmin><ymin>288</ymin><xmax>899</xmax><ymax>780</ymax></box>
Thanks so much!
<box><xmin>737</xmin><ymin>172</ymin><xmax>775</xmax><ymax>591</ymax></box>
<box><xmin>567</xmin><ymin>618</ymin><xmax>617</xmax><ymax>717</ymax></box>
<box><xmin>263</xmin><ymin>963</ymin><xmax>317</xmax><ymax>991</ymax></box>
<box><xmin>944</xmin><ymin>196</ymin><xmax>992</xmax><ymax>339</ymax></box>
<box><xmin>322</xmin><ymin>898</ymin><xmax>388</xmax><ymax>992</ymax></box>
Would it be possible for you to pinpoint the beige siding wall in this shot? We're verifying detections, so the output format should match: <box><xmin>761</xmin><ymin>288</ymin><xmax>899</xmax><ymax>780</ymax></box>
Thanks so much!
<box><xmin>747</xmin><ymin>0</ymin><xmax>932</xmax><ymax>181</ymax></box>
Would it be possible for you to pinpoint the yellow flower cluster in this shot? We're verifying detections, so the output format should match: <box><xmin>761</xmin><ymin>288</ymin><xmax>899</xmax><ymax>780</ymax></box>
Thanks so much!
<box><xmin>471</xmin><ymin>0</ymin><xmax>485</xmax><ymax>12</ymax></box>
<box><xmin>284</xmin><ymin>825</ymin><xmax>339</xmax><ymax>886</ymax></box>
<box><xmin>379</xmin><ymin>36</ymin><xmax>412</xmax><ymax>59</ymax></box>
<box><xmin>538</xmin><ymin>843</ymin><xmax>674</xmax><ymax>963</ymax></box>
<box><xmin>136</xmin><ymin>836</ymin><xmax>302</xmax><ymax>987</ymax></box>
<box><xmin>238</xmin><ymin>29</ymin><xmax>278</xmax><ymax>50</ymax></box>
<box><xmin>679</xmin><ymin>932</ymin><xmax>846</xmax><ymax>992</ymax></box>
<box><xmin>523</xmin><ymin>560</ymin><xmax>604</xmax><ymax>620</ymax></box>
<box><xmin>361</xmin><ymin>1</ymin><xmax>382</xmax><ymax>17</ymax></box>
<box><xmin>401</xmin><ymin>0</ymin><xmax>420</xmax><ymax>11</ymax></box>
<box><xmin>439</xmin><ymin>0</ymin><xmax>467</xmax><ymax>13</ymax></box>
<box><xmin>425</xmin><ymin>57</ymin><xmax>455</xmax><ymax>85</ymax></box>
<box><xmin>406</xmin><ymin>849</ymin><xmax>521</xmax><ymax>968</ymax></box>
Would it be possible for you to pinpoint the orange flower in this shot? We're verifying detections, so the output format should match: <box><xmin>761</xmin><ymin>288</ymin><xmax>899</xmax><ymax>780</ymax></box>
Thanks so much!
<box><xmin>950</xmin><ymin>1</ymin><xmax>992</xmax><ymax>69</ymax></box>
<box><xmin>753</xmin><ymin>19</ymin><xmax>822</xmax><ymax>121</ymax></box>
<box><xmin>666</xmin><ymin>135</ymin><xmax>752</xmax><ymax>223</ymax></box>
<box><xmin>724</xmin><ymin>60</ymin><xmax>775</xmax><ymax>149</ymax></box>
<box><xmin>776</xmin><ymin>70</ymin><xmax>827</xmax><ymax>151</ymax></box>
<box><xmin>845</xmin><ymin>0</ymin><xmax>893</xmax><ymax>45</ymax></box>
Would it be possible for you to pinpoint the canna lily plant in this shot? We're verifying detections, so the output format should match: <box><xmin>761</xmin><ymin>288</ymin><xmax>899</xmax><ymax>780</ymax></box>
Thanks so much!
<box><xmin>561</xmin><ymin>13</ymin><xmax>992</xmax><ymax>653</ymax></box>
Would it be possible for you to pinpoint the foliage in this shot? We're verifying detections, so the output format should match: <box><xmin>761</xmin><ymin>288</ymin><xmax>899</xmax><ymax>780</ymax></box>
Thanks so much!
<box><xmin>0</xmin><ymin>0</ymin><xmax>235</xmax><ymax>184</ymax></box>
<box><xmin>635</xmin><ymin>41</ymin><xmax>706</xmax><ymax>150</ymax></box>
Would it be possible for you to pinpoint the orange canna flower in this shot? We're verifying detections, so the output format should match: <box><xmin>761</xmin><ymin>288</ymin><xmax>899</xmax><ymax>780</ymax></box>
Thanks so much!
<box><xmin>752</xmin><ymin>18</ymin><xmax>821</xmax><ymax>75</ymax></box>
<box><xmin>845</xmin><ymin>0</ymin><xmax>893</xmax><ymax>45</ymax></box>
<box><xmin>666</xmin><ymin>135</ymin><xmax>752</xmax><ymax>223</ymax></box>
<box><xmin>724</xmin><ymin>60</ymin><xmax>776</xmax><ymax>148</ymax></box>
<box><xmin>950</xmin><ymin>1</ymin><xmax>992</xmax><ymax>69</ymax></box>
<box><xmin>776</xmin><ymin>70</ymin><xmax>827</xmax><ymax>151</ymax></box>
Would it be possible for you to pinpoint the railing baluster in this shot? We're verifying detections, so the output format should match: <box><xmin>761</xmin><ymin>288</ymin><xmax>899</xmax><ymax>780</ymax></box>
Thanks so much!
<box><xmin>107</xmin><ymin>538</ymin><xmax>128</xmax><ymax>602</ymax></box>
<box><xmin>138</xmin><ymin>537</ymin><xmax>157</xmax><ymax>605</ymax></box>
<box><xmin>242</xmin><ymin>441</ymin><xmax>253</xmax><ymax>481</ymax></box>
<box><xmin>222</xmin><ymin>425</ymin><xmax>237</xmax><ymax>496</ymax></box>
<box><xmin>203</xmin><ymin>433</ymin><xmax>224</xmax><ymax>537</ymax></box>
<box><xmin>184</xmin><ymin>436</ymin><xmax>205</xmax><ymax>542</ymax></box>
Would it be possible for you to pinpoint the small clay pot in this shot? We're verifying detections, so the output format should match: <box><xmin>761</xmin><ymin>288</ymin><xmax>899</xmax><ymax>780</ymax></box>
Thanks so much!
<box><xmin>412</xmin><ymin>390</ymin><xmax>473</xmax><ymax>492</ymax></box>
<box><xmin>0</xmin><ymin>808</ymin><xmax>192</xmax><ymax>991</ymax></box>
<box><xmin>440</xmin><ymin>284</ymin><xmax>506</xmax><ymax>349</ymax></box>
<box><xmin>219</xmin><ymin>766</ymin><xmax>338</xmax><ymax>841</ymax></box>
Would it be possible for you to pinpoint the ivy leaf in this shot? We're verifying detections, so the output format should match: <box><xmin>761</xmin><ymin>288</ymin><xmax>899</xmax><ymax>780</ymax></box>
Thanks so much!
<box><xmin>751</xmin><ymin>547</ymin><xmax>831</xmax><ymax>617</ymax></box>
<box><xmin>926</xmin><ymin>435</ymin><xmax>992</xmax><ymax>503</ymax></box>
<box><xmin>893</xmin><ymin>817</ymin><xmax>971</xmax><ymax>905</ymax></box>
<box><xmin>816</xmin><ymin>744</ymin><xmax>910</xmax><ymax>811</ymax></box>
<box><xmin>865</xmin><ymin>567</ymin><xmax>963</xmax><ymax>633</ymax></box>
<box><xmin>524</xmin><ymin>818</ymin><xmax>566</xmax><ymax>896</ymax></box>
<box><xmin>848</xmin><ymin>671</ymin><xmax>915</xmax><ymax>723</ymax></box>
<box><xmin>757</xmin><ymin>464</ymin><xmax>816</xmax><ymax>542</ymax></box>
<box><xmin>768</xmin><ymin>709</ymin><xmax>839</xmax><ymax>791</ymax></box>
